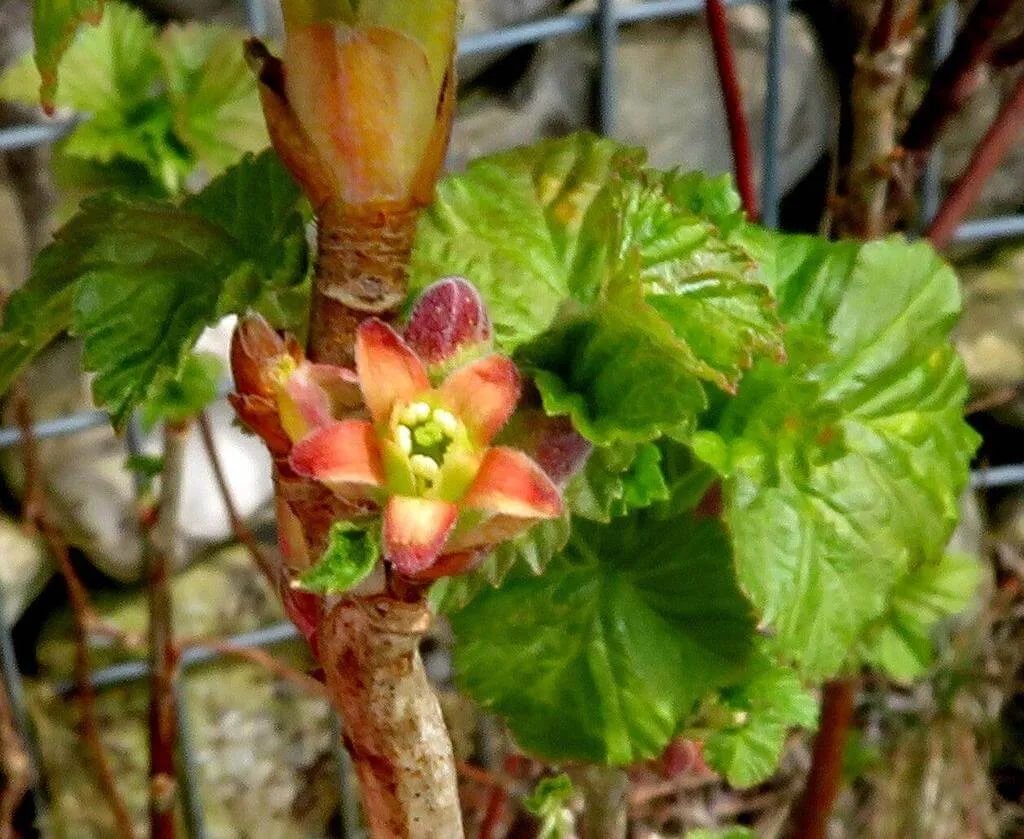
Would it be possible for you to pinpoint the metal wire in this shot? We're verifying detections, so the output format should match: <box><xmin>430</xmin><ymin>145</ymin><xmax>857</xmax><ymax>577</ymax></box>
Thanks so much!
<box><xmin>0</xmin><ymin>1</ymin><xmax>1022</xmax><ymax>835</ymax></box>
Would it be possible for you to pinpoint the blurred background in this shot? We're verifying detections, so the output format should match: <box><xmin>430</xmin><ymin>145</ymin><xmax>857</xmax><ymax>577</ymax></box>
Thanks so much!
<box><xmin>0</xmin><ymin>0</ymin><xmax>1022</xmax><ymax>836</ymax></box>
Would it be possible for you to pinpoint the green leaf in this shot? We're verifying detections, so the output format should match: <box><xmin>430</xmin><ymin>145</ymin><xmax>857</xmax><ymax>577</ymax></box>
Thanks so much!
<box><xmin>295</xmin><ymin>521</ymin><xmax>380</xmax><ymax>595</ymax></box>
<box><xmin>450</xmin><ymin>513</ymin><xmax>755</xmax><ymax>764</ymax></box>
<box><xmin>431</xmin><ymin>515</ymin><xmax>570</xmax><ymax>612</ymax></box>
<box><xmin>523</xmin><ymin>775</ymin><xmax>575</xmax><ymax>839</ymax></box>
<box><xmin>697</xmin><ymin>234</ymin><xmax>979</xmax><ymax>678</ymax></box>
<box><xmin>0</xmin><ymin>151</ymin><xmax>308</xmax><ymax>425</ymax></box>
<box><xmin>564</xmin><ymin>443</ymin><xmax>669</xmax><ymax>523</ymax></box>
<box><xmin>703</xmin><ymin>645</ymin><xmax>818</xmax><ymax>788</ymax></box>
<box><xmin>12</xmin><ymin>4</ymin><xmax>190</xmax><ymax>189</ymax></box>
<box><xmin>158</xmin><ymin>23</ymin><xmax>268</xmax><ymax>171</ymax></box>
<box><xmin>860</xmin><ymin>552</ymin><xmax>982</xmax><ymax>681</ymax></box>
<box><xmin>410</xmin><ymin>133</ymin><xmax>643</xmax><ymax>351</ymax></box>
<box><xmin>518</xmin><ymin>274</ymin><xmax>707</xmax><ymax>446</ymax></box>
<box><xmin>609</xmin><ymin>169</ymin><xmax>784</xmax><ymax>393</ymax></box>
<box><xmin>31</xmin><ymin>0</ymin><xmax>106</xmax><ymax>109</ymax></box>
<box><xmin>139</xmin><ymin>352</ymin><xmax>221</xmax><ymax>428</ymax></box>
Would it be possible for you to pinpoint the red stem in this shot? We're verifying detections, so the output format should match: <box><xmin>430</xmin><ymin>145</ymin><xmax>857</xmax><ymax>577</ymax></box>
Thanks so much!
<box><xmin>792</xmin><ymin>677</ymin><xmax>856</xmax><ymax>839</ymax></box>
<box><xmin>901</xmin><ymin>0</ymin><xmax>1018</xmax><ymax>155</ymax></box>
<box><xmin>927</xmin><ymin>73</ymin><xmax>1024</xmax><ymax>249</ymax></box>
<box><xmin>705</xmin><ymin>0</ymin><xmax>759</xmax><ymax>218</ymax></box>
<box><xmin>14</xmin><ymin>392</ymin><xmax>135</xmax><ymax>838</ymax></box>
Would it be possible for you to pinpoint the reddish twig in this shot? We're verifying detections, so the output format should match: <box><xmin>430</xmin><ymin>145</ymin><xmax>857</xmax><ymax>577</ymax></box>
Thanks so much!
<box><xmin>14</xmin><ymin>393</ymin><xmax>135</xmax><ymax>839</ymax></box>
<box><xmin>901</xmin><ymin>0</ymin><xmax>1018</xmax><ymax>156</ymax></box>
<box><xmin>197</xmin><ymin>411</ymin><xmax>277</xmax><ymax>584</ymax></box>
<box><xmin>146</xmin><ymin>423</ymin><xmax>190</xmax><ymax>839</ymax></box>
<box><xmin>927</xmin><ymin>73</ymin><xmax>1024</xmax><ymax>249</ymax></box>
<box><xmin>791</xmin><ymin>677</ymin><xmax>857</xmax><ymax>839</ymax></box>
<box><xmin>705</xmin><ymin>0</ymin><xmax>759</xmax><ymax>218</ymax></box>
<box><xmin>478</xmin><ymin>783</ymin><xmax>509</xmax><ymax>839</ymax></box>
<box><xmin>0</xmin><ymin>677</ymin><xmax>33</xmax><ymax>839</ymax></box>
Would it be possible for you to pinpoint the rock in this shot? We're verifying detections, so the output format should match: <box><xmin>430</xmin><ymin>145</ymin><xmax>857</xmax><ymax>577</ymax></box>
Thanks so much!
<box><xmin>2</xmin><ymin>328</ymin><xmax>275</xmax><ymax>582</ymax></box>
<box><xmin>955</xmin><ymin>246</ymin><xmax>1024</xmax><ymax>422</ymax></box>
<box><xmin>451</xmin><ymin>4</ymin><xmax>837</xmax><ymax>198</ymax></box>
<box><xmin>28</xmin><ymin>545</ymin><xmax>339</xmax><ymax>838</ymax></box>
<box><xmin>0</xmin><ymin>514</ymin><xmax>52</xmax><ymax>626</ymax></box>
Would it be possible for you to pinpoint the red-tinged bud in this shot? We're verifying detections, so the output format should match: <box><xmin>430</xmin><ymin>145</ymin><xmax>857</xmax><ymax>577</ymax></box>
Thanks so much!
<box><xmin>230</xmin><ymin>315</ymin><xmax>299</xmax><ymax>399</ymax></box>
<box><xmin>497</xmin><ymin>401</ymin><xmax>592</xmax><ymax>488</ymax></box>
<box><xmin>253</xmin><ymin>0</ymin><xmax>458</xmax><ymax>208</ymax></box>
<box><xmin>404</xmin><ymin>278</ymin><xmax>494</xmax><ymax>378</ymax></box>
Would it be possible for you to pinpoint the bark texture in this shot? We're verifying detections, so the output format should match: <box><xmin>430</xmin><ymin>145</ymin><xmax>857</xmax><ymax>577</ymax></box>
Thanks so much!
<box><xmin>319</xmin><ymin>597</ymin><xmax>464</xmax><ymax>838</ymax></box>
<box><xmin>309</xmin><ymin>201</ymin><xmax>420</xmax><ymax>367</ymax></box>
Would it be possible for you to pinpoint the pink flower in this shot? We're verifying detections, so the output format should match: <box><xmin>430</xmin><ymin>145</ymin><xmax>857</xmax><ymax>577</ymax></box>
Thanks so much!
<box><xmin>290</xmin><ymin>315</ymin><xmax>562</xmax><ymax>577</ymax></box>
<box><xmin>231</xmin><ymin>278</ymin><xmax>569</xmax><ymax>580</ymax></box>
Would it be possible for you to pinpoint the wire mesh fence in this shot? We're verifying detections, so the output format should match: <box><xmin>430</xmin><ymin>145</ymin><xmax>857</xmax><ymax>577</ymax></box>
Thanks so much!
<box><xmin>0</xmin><ymin>0</ymin><xmax>1021</xmax><ymax>835</ymax></box>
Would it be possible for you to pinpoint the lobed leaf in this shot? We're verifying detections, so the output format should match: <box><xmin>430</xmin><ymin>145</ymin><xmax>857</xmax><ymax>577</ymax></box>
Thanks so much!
<box><xmin>31</xmin><ymin>0</ymin><xmax>106</xmax><ymax>110</ymax></box>
<box><xmin>0</xmin><ymin>152</ymin><xmax>308</xmax><ymax>428</ymax></box>
<box><xmin>696</xmin><ymin>231</ymin><xmax>979</xmax><ymax>678</ymax></box>
<box><xmin>703</xmin><ymin>645</ymin><xmax>818</xmax><ymax>787</ymax></box>
<box><xmin>450</xmin><ymin>513</ymin><xmax>755</xmax><ymax>764</ymax></box>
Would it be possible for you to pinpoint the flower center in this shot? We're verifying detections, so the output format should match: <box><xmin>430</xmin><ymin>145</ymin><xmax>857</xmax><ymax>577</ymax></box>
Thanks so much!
<box><xmin>393</xmin><ymin>401</ymin><xmax>462</xmax><ymax>493</ymax></box>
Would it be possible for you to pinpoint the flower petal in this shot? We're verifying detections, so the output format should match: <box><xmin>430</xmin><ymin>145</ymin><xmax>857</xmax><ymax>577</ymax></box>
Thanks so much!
<box><xmin>461</xmin><ymin>447</ymin><xmax>562</xmax><ymax>519</ymax></box>
<box><xmin>289</xmin><ymin>420</ymin><xmax>384</xmax><ymax>491</ymax></box>
<box><xmin>356</xmin><ymin>318</ymin><xmax>430</xmax><ymax>423</ymax></box>
<box><xmin>383</xmin><ymin>496</ymin><xmax>458</xmax><ymax>575</ymax></box>
<box><xmin>404</xmin><ymin>549</ymin><xmax>486</xmax><ymax>582</ymax></box>
<box><xmin>439</xmin><ymin>355</ymin><xmax>521</xmax><ymax>444</ymax></box>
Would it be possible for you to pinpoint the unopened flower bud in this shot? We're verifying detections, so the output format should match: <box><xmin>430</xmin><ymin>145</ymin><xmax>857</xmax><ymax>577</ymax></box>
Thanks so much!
<box><xmin>404</xmin><ymin>277</ymin><xmax>494</xmax><ymax>377</ymax></box>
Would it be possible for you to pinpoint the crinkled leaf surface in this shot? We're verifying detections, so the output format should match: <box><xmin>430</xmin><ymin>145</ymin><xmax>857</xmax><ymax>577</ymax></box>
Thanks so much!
<box><xmin>432</xmin><ymin>514</ymin><xmax>570</xmax><ymax>613</ymax></box>
<box><xmin>859</xmin><ymin>552</ymin><xmax>982</xmax><ymax>681</ymax></box>
<box><xmin>696</xmin><ymin>231</ymin><xmax>979</xmax><ymax>678</ymax></box>
<box><xmin>410</xmin><ymin>134</ymin><xmax>642</xmax><ymax>350</ymax></box>
<box><xmin>703</xmin><ymin>645</ymin><xmax>818</xmax><ymax>788</ymax></box>
<box><xmin>451</xmin><ymin>513</ymin><xmax>755</xmax><ymax>764</ymax></box>
<box><xmin>296</xmin><ymin>521</ymin><xmax>380</xmax><ymax>595</ymax></box>
<box><xmin>0</xmin><ymin>152</ymin><xmax>308</xmax><ymax>427</ymax></box>
<box><xmin>418</xmin><ymin>134</ymin><xmax>782</xmax><ymax>447</ymax></box>
<box><xmin>140</xmin><ymin>351</ymin><xmax>221</xmax><ymax>428</ymax></box>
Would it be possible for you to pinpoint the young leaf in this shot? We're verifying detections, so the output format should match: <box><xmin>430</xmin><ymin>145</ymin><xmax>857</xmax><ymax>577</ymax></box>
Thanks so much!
<box><xmin>31</xmin><ymin>0</ymin><xmax>106</xmax><ymax>110</ymax></box>
<box><xmin>139</xmin><ymin>352</ymin><xmax>222</xmax><ymax>429</ymax></box>
<box><xmin>684</xmin><ymin>829</ymin><xmax>756</xmax><ymax>839</ymax></box>
<box><xmin>431</xmin><ymin>514</ymin><xmax>570</xmax><ymax>612</ymax></box>
<box><xmin>859</xmin><ymin>552</ymin><xmax>982</xmax><ymax>681</ymax></box>
<box><xmin>0</xmin><ymin>151</ymin><xmax>309</xmax><ymax>427</ymax></box>
<box><xmin>450</xmin><ymin>513</ymin><xmax>755</xmax><ymax>764</ymax></box>
<box><xmin>7</xmin><ymin>4</ymin><xmax>188</xmax><ymax>189</ymax></box>
<box><xmin>703</xmin><ymin>645</ymin><xmax>818</xmax><ymax>788</ymax></box>
<box><xmin>410</xmin><ymin>134</ymin><xmax>645</xmax><ymax>350</ymax></box>
<box><xmin>295</xmin><ymin>521</ymin><xmax>380</xmax><ymax>595</ymax></box>
<box><xmin>158</xmin><ymin>23</ymin><xmax>269</xmax><ymax>171</ymax></box>
<box><xmin>518</xmin><ymin>274</ymin><xmax>707</xmax><ymax>446</ymax></box>
<box><xmin>523</xmin><ymin>775</ymin><xmax>575</xmax><ymax>839</ymax></box>
<box><xmin>697</xmin><ymin>233</ymin><xmax>979</xmax><ymax>678</ymax></box>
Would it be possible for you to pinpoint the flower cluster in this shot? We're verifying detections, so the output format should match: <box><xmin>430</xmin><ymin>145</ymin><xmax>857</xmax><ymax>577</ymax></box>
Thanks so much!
<box><xmin>232</xmin><ymin>278</ymin><xmax>584</xmax><ymax>580</ymax></box>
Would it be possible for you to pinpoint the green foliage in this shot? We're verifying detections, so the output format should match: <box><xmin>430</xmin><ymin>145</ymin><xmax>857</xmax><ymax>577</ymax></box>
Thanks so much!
<box><xmin>702</xmin><ymin>645</ymin><xmax>818</xmax><ymax>787</ymax></box>
<box><xmin>431</xmin><ymin>515</ymin><xmax>571</xmax><ymax>612</ymax></box>
<box><xmin>523</xmin><ymin>775</ymin><xmax>575</xmax><ymax>839</ymax></box>
<box><xmin>139</xmin><ymin>352</ymin><xmax>221</xmax><ymax>428</ymax></box>
<box><xmin>296</xmin><ymin>522</ymin><xmax>380</xmax><ymax>595</ymax></box>
<box><xmin>2</xmin><ymin>2</ymin><xmax>266</xmax><ymax>195</ymax></box>
<box><xmin>0</xmin><ymin>151</ymin><xmax>309</xmax><ymax>427</ymax></box>
<box><xmin>450</xmin><ymin>513</ymin><xmax>755</xmax><ymax>764</ymax></box>
<box><xmin>30</xmin><ymin>0</ymin><xmax>105</xmax><ymax>108</ymax></box>
<box><xmin>413</xmin><ymin>134</ymin><xmax>785</xmax><ymax>450</ymax></box>
<box><xmin>695</xmin><ymin>234</ymin><xmax>979</xmax><ymax>679</ymax></box>
<box><xmin>859</xmin><ymin>552</ymin><xmax>982</xmax><ymax>681</ymax></box>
